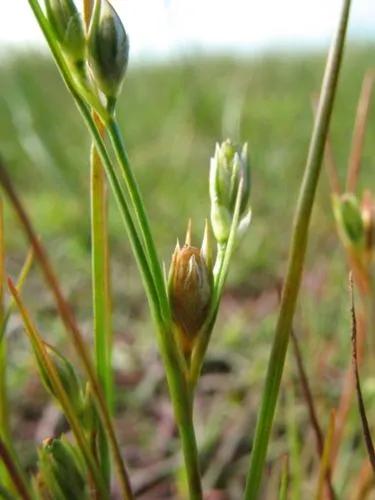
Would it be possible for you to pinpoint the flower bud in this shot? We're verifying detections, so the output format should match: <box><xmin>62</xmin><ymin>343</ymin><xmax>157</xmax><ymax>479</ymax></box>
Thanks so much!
<box><xmin>38</xmin><ymin>437</ymin><xmax>88</xmax><ymax>500</ymax></box>
<box><xmin>39</xmin><ymin>344</ymin><xmax>83</xmax><ymax>412</ymax></box>
<box><xmin>333</xmin><ymin>193</ymin><xmax>365</xmax><ymax>249</ymax></box>
<box><xmin>210</xmin><ymin>139</ymin><xmax>251</xmax><ymax>243</ymax></box>
<box><xmin>45</xmin><ymin>0</ymin><xmax>85</xmax><ymax>64</ymax></box>
<box><xmin>168</xmin><ymin>232</ymin><xmax>213</xmax><ymax>354</ymax></box>
<box><xmin>88</xmin><ymin>0</ymin><xmax>129</xmax><ymax>99</ymax></box>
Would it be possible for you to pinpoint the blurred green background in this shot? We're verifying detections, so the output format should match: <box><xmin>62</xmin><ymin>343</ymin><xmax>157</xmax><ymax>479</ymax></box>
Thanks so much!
<box><xmin>0</xmin><ymin>45</ymin><xmax>375</xmax><ymax>498</ymax></box>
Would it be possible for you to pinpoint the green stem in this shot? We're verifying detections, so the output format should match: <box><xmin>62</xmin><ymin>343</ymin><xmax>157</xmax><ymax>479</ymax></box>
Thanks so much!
<box><xmin>0</xmin><ymin>197</ymin><xmax>10</xmax><ymax>446</ymax></box>
<box><xmin>90</xmin><ymin>141</ymin><xmax>112</xmax><ymax>487</ymax></box>
<box><xmin>243</xmin><ymin>1</ymin><xmax>352</xmax><ymax>498</ymax></box>
<box><xmin>155</xmin><ymin>327</ymin><xmax>202</xmax><ymax>500</ymax></box>
<box><xmin>106</xmin><ymin>118</ymin><xmax>170</xmax><ymax>324</ymax></box>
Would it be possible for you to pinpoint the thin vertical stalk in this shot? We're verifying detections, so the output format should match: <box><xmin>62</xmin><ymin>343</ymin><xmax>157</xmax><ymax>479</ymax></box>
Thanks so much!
<box><xmin>315</xmin><ymin>412</ymin><xmax>336</xmax><ymax>500</ymax></box>
<box><xmin>243</xmin><ymin>1</ymin><xmax>351</xmax><ymax>497</ymax></box>
<box><xmin>84</xmin><ymin>0</ymin><xmax>113</xmax><ymax>485</ymax></box>
<box><xmin>0</xmin><ymin>198</ymin><xmax>10</xmax><ymax>446</ymax></box>
<box><xmin>346</xmin><ymin>70</ymin><xmax>375</xmax><ymax>192</ymax></box>
<box><xmin>90</xmin><ymin>127</ymin><xmax>113</xmax><ymax>488</ymax></box>
<box><xmin>106</xmin><ymin>118</ymin><xmax>170</xmax><ymax>323</ymax></box>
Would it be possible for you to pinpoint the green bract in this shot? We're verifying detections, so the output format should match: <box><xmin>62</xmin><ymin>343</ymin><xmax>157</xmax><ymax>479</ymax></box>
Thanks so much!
<box><xmin>38</xmin><ymin>437</ymin><xmax>88</xmax><ymax>500</ymax></box>
<box><xmin>88</xmin><ymin>0</ymin><xmax>129</xmax><ymax>99</ymax></box>
<box><xmin>333</xmin><ymin>193</ymin><xmax>365</xmax><ymax>249</ymax></box>
<box><xmin>44</xmin><ymin>0</ymin><xmax>85</xmax><ymax>64</ymax></box>
<box><xmin>42</xmin><ymin>345</ymin><xmax>83</xmax><ymax>412</ymax></box>
<box><xmin>210</xmin><ymin>139</ymin><xmax>251</xmax><ymax>243</ymax></box>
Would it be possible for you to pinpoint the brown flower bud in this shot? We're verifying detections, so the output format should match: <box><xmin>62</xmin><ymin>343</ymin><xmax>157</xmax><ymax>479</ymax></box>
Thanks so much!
<box><xmin>169</xmin><ymin>243</ymin><xmax>213</xmax><ymax>354</ymax></box>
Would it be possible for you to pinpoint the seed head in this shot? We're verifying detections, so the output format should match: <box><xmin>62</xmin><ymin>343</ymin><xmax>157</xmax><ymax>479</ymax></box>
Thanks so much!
<box><xmin>45</xmin><ymin>0</ymin><xmax>85</xmax><ymax>64</ymax></box>
<box><xmin>210</xmin><ymin>139</ymin><xmax>251</xmax><ymax>243</ymax></box>
<box><xmin>88</xmin><ymin>0</ymin><xmax>129</xmax><ymax>99</ymax></box>
<box><xmin>169</xmin><ymin>229</ymin><xmax>213</xmax><ymax>354</ymax></box>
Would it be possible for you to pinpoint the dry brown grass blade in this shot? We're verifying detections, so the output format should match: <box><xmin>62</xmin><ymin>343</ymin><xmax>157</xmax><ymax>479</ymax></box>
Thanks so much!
<box><xmin>350</xmin><ymin>459</ymin><xmax>375</xmax><ymax>500</ymax></box>
<box><xmin>315</xmin><ymin>410</ymin><xmax>336</xmax><ymax>500</ymax></box>
<box><xmin>346</xmin><ymin>70</ymin><xmax>375</xmax><ymax>193</ymax></box>
<box><xmin>291</xmin><ymin>331</ymin><xmax>336</xmax><ymax>499</ymax></box>
<box><xmin>349</xmin><ymin>274</ymin><xmax>375</xmax><ymax>474</ymax></box>
<box><xmin>0</xmin><ymin>158</ymin><xmax>133</xmax><ymax>499</ymax></box>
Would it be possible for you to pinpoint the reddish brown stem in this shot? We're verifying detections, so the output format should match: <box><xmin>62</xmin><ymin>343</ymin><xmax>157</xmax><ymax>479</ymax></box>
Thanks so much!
<box><xmin>346</xmin><ymin>70</ymin><xmax>375</xmax><ymax>193</ymax></box>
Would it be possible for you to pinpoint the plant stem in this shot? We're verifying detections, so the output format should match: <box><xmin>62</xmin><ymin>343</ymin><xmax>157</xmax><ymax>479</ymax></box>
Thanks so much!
<box><xmin>106</xmin><ymin>118</ymin><xmax>170</xmax><ymax>323</ymax></box>
<box><xmin>243</xmin><ymin>1</ymin><xmax>352</xmax><ymax>497</ymax></box>
<box><xmin>0</xmin><ymin>198</ymin><xmax>10</xmax><ymax>447</ymax></box>
<box><xmin>155</xmin><ymin>327</ymin><xmax>202</xmax><ymax>500</ymax></box>
<box><xmin>91</xmin><ymin>132</ymin><xmax>112</xmax><ymax>487</ymax></box>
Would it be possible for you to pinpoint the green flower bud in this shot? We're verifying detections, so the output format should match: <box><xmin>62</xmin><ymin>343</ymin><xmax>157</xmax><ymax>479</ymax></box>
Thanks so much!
<box><xmin>210</xmin><ymin>139</ymin><xmax>251</xmax><ymax>243</ymax></box>
<box><xmin>45</xmin><ymin>0</ymin><xmax>85</xmax><ymax>64</ymax></box>
<box><xmin>38</xmin><ymin>344</ymin><xmax>83</xmax><ymax>412</ymax></box>
<box><xmin>88</xmin><ymin>0</ymin><xmax>129</xmax><ymax>99</ymax></box>
<box><xmin>168</xmin><ymin>229</ymin><xmax>213</xmax><ymax>354</ymax></box>
<box><xmin>333</xmin><ymin>193</ymin><xmax>365</xmax><ymax>249</ymax></box>
<box><xmin>38</xmin><ymin>437</ymin><xmax>88</xmax><ymax>500</ymax></box>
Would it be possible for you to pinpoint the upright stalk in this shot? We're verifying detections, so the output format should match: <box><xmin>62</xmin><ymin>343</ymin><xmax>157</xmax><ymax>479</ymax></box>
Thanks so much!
<box><xmin>84</xmin><ymin>0</ymin><xmax>113</xmax><ymax>486</ymax></box>
<box><xmin>90</xmin><ymin>129</ymin><xmax>112</xmax><ymax>487</ymax></box>
<box><xmin>0</xmin><ymin>198</ymin><xmax>9</xmax><ymax>444</ymax></box>
<box><xmin>106</xmin><ymin>117</ymin><xmax>170</xmax><ymax>323</ymax></box>
<box><xmin>244</xmin><ymin>1</ymin><xmax>352</xmax><ymax>497</ymax></box>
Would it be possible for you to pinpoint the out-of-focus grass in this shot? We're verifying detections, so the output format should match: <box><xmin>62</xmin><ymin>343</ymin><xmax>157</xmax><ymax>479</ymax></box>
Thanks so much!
<box><xmin>0</xmin><ymin>46</ymin><xmax>375</xmax><ymax>497</ymax></box>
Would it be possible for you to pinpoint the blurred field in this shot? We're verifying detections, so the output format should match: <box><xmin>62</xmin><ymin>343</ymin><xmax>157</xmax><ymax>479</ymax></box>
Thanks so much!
<box><xmin>0</xmin><ymin>45</ymin><xmax>375</xmax><ymax>498</ymax></box>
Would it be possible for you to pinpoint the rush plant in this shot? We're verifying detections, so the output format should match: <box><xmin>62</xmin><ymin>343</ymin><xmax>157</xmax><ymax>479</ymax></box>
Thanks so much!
<box><xmin>0</xmin><ymin>0</ymin><xmax>353</xmax><ymax>498</ymax></box>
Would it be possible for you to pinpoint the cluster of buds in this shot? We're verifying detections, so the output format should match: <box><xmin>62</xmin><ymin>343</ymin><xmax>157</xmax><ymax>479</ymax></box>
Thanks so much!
<box><xmin>45</xmin><ymin>0</ymin><xmax>129</xmax><ymax>101</ymax></box>
<box><xmin>36</xmin><ymin>436</ymin><xmax>88</xmax><ymax>499</ymax></box>
<box><xmin>333</xmin><ymin>191</ymin><xmax>375</xmax><ymax>264</ymax></box>
<box><xmin>209</xmin><ymin>139</ymin><xmax>251</xmax><ymax>244</ymax></box>
<box><xmin>168</xmin><ymin>222</ymin><xmax>213</xmax><ymax>356</ymax></box>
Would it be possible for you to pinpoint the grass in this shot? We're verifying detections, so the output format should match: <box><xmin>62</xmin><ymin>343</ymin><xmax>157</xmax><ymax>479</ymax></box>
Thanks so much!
<box><xmin>0</xmin><ymin>39</ymin><xmax>374</xmax><ymax>497</ymax></box>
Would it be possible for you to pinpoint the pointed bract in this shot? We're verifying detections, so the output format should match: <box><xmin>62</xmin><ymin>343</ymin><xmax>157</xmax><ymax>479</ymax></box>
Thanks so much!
<box><xmin>201</xmin><ymin>219</ymin><xmax>214</xmax><ymax>271</ymax></box>
<box><xmin>45</xmin><ymin>0</ymin><xmax>85</xmax><ymax>63</ymax></box>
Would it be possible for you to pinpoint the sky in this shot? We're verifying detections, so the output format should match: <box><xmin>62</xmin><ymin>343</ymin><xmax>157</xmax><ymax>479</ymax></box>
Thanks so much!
<box><xmin>1</xmin><ymin>1</ymin><xmax>375</xmax><ymax>60</ymax></box>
